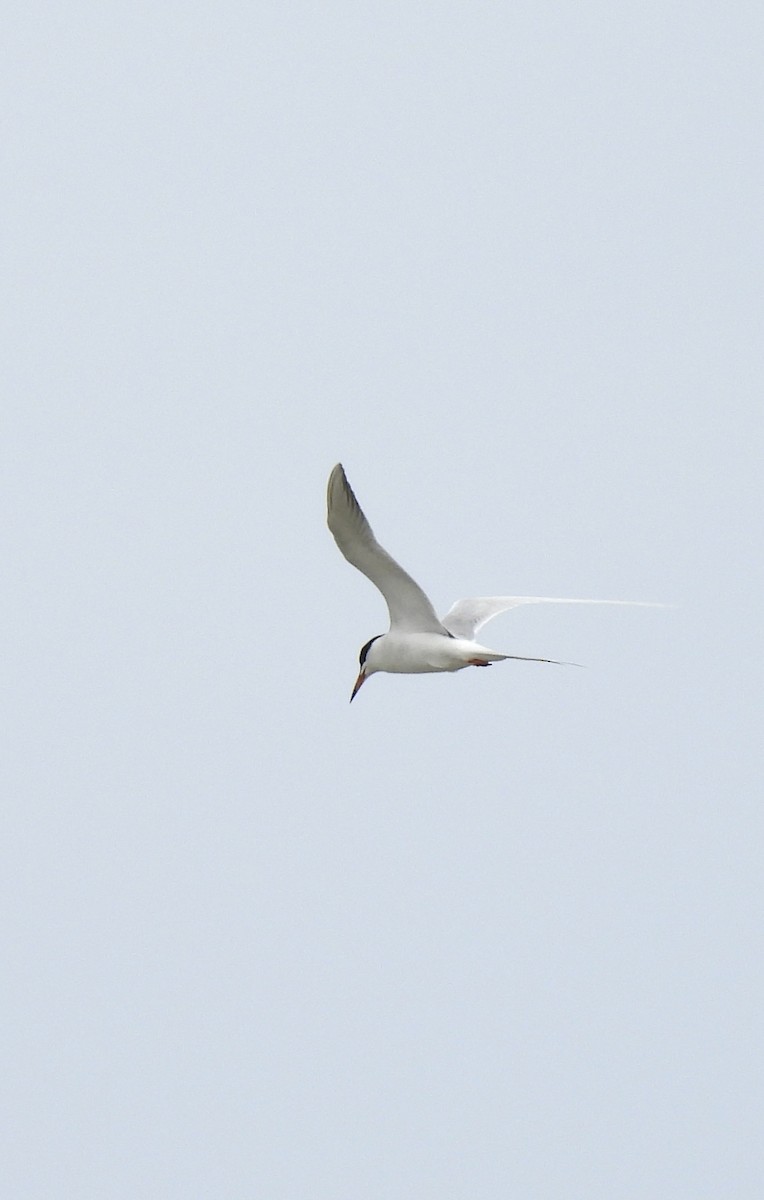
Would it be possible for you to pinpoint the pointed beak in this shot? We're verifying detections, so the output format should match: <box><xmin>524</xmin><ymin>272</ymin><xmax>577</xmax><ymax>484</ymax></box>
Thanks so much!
<box><xmin>350</xmin><ymin>669</ymin><xmax>367</xmax><ymax>703</ymax></box>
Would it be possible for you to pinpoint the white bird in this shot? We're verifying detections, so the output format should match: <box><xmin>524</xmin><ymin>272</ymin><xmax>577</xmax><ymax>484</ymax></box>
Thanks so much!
<box><xmin>327</xmin><ymin>463</ymin><xmax>660</xmax><ymax>701</ymax></box>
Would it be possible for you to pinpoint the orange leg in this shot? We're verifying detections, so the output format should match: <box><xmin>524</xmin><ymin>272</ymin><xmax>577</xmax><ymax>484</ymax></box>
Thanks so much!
<box><xmin>468</xmin><ymin>658</ymin><xmax>492</xmax><ymax>667</ymax></box>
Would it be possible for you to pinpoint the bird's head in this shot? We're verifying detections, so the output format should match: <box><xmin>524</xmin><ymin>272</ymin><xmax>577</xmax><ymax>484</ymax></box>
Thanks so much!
<box><xmin>350</xmin><ymin>634</ymin><xmax>383</xmax><ymax>702</ymax></box>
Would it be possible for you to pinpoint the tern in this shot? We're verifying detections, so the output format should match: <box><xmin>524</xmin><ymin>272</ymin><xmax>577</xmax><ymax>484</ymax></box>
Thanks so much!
<box><xmin>327</xmin><ymin>463</ymin><xmax>659</xmax><ymax>701</ymax></box>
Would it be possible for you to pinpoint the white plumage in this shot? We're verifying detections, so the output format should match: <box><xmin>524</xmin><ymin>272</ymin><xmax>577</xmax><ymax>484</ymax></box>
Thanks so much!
<box><xmin>327</xmin><ymin>463</ymin><xmax>659</xmax><ymax>701</ymax></box>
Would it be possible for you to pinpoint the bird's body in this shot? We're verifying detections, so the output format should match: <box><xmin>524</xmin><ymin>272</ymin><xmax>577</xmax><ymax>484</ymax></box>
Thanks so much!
<box><xmin>326</xmin><ymin>463</ymin><xmax>659</xmax><ymax>700</ymax></box>
<box><xmin>363</xmin><ymin>630</ymin><xmax>509</xmax><ymax>675</ymax></box>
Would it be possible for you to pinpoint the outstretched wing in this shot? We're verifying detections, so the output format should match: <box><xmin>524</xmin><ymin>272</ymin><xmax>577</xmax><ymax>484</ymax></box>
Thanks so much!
<box><xmin>441</xmin><ymin>596</ymin><xmax>664</xmax><ymax>640</ymax></box>
<box><xmin>326</xmin><ymin>464</ymin><xmax>446</xmax><ymax>633</ymax></box>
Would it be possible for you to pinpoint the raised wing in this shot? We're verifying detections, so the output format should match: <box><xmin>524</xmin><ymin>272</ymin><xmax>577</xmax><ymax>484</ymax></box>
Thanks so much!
<box><xmin>327</xmin><ymin>464</ymin><xmax>446</xmax><ymax>633</ymax></box>
<box><xmin>441</xmin><ymin>596</ymin><xmax>664</xmax><ymax>640</ymax></box>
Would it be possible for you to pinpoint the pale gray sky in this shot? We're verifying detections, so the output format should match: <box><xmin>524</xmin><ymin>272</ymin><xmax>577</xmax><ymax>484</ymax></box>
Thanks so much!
<box><xmin>2</xmin><ymin>3</ymin><xmax>762</xmax><ymax>1197</ymax></box>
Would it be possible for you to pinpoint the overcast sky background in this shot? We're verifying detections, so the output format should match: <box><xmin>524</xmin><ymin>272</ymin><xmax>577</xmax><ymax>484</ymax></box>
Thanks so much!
<box><xmin>2</xmin><ymin>3</ymin><xmax>762</xmax><ymax>1197</ymax></box>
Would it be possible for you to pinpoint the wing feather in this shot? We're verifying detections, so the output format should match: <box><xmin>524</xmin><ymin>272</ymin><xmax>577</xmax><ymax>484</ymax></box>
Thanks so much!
<box><xmin>327</xmin><ymin>464</ymin><xmax>445</xmax><ymax>633</ymax></box>
<box><xmin>441</xmin><ymin>596</ymin><xmax>665</xmax><ymax>640</ymax></box>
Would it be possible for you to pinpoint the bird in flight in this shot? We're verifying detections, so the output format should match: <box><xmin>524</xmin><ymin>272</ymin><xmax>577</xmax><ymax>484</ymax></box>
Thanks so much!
<box><xmin>327</xmin><ymin>463</ymin><xmax>659</xmax><ymax>701</ymax></box>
